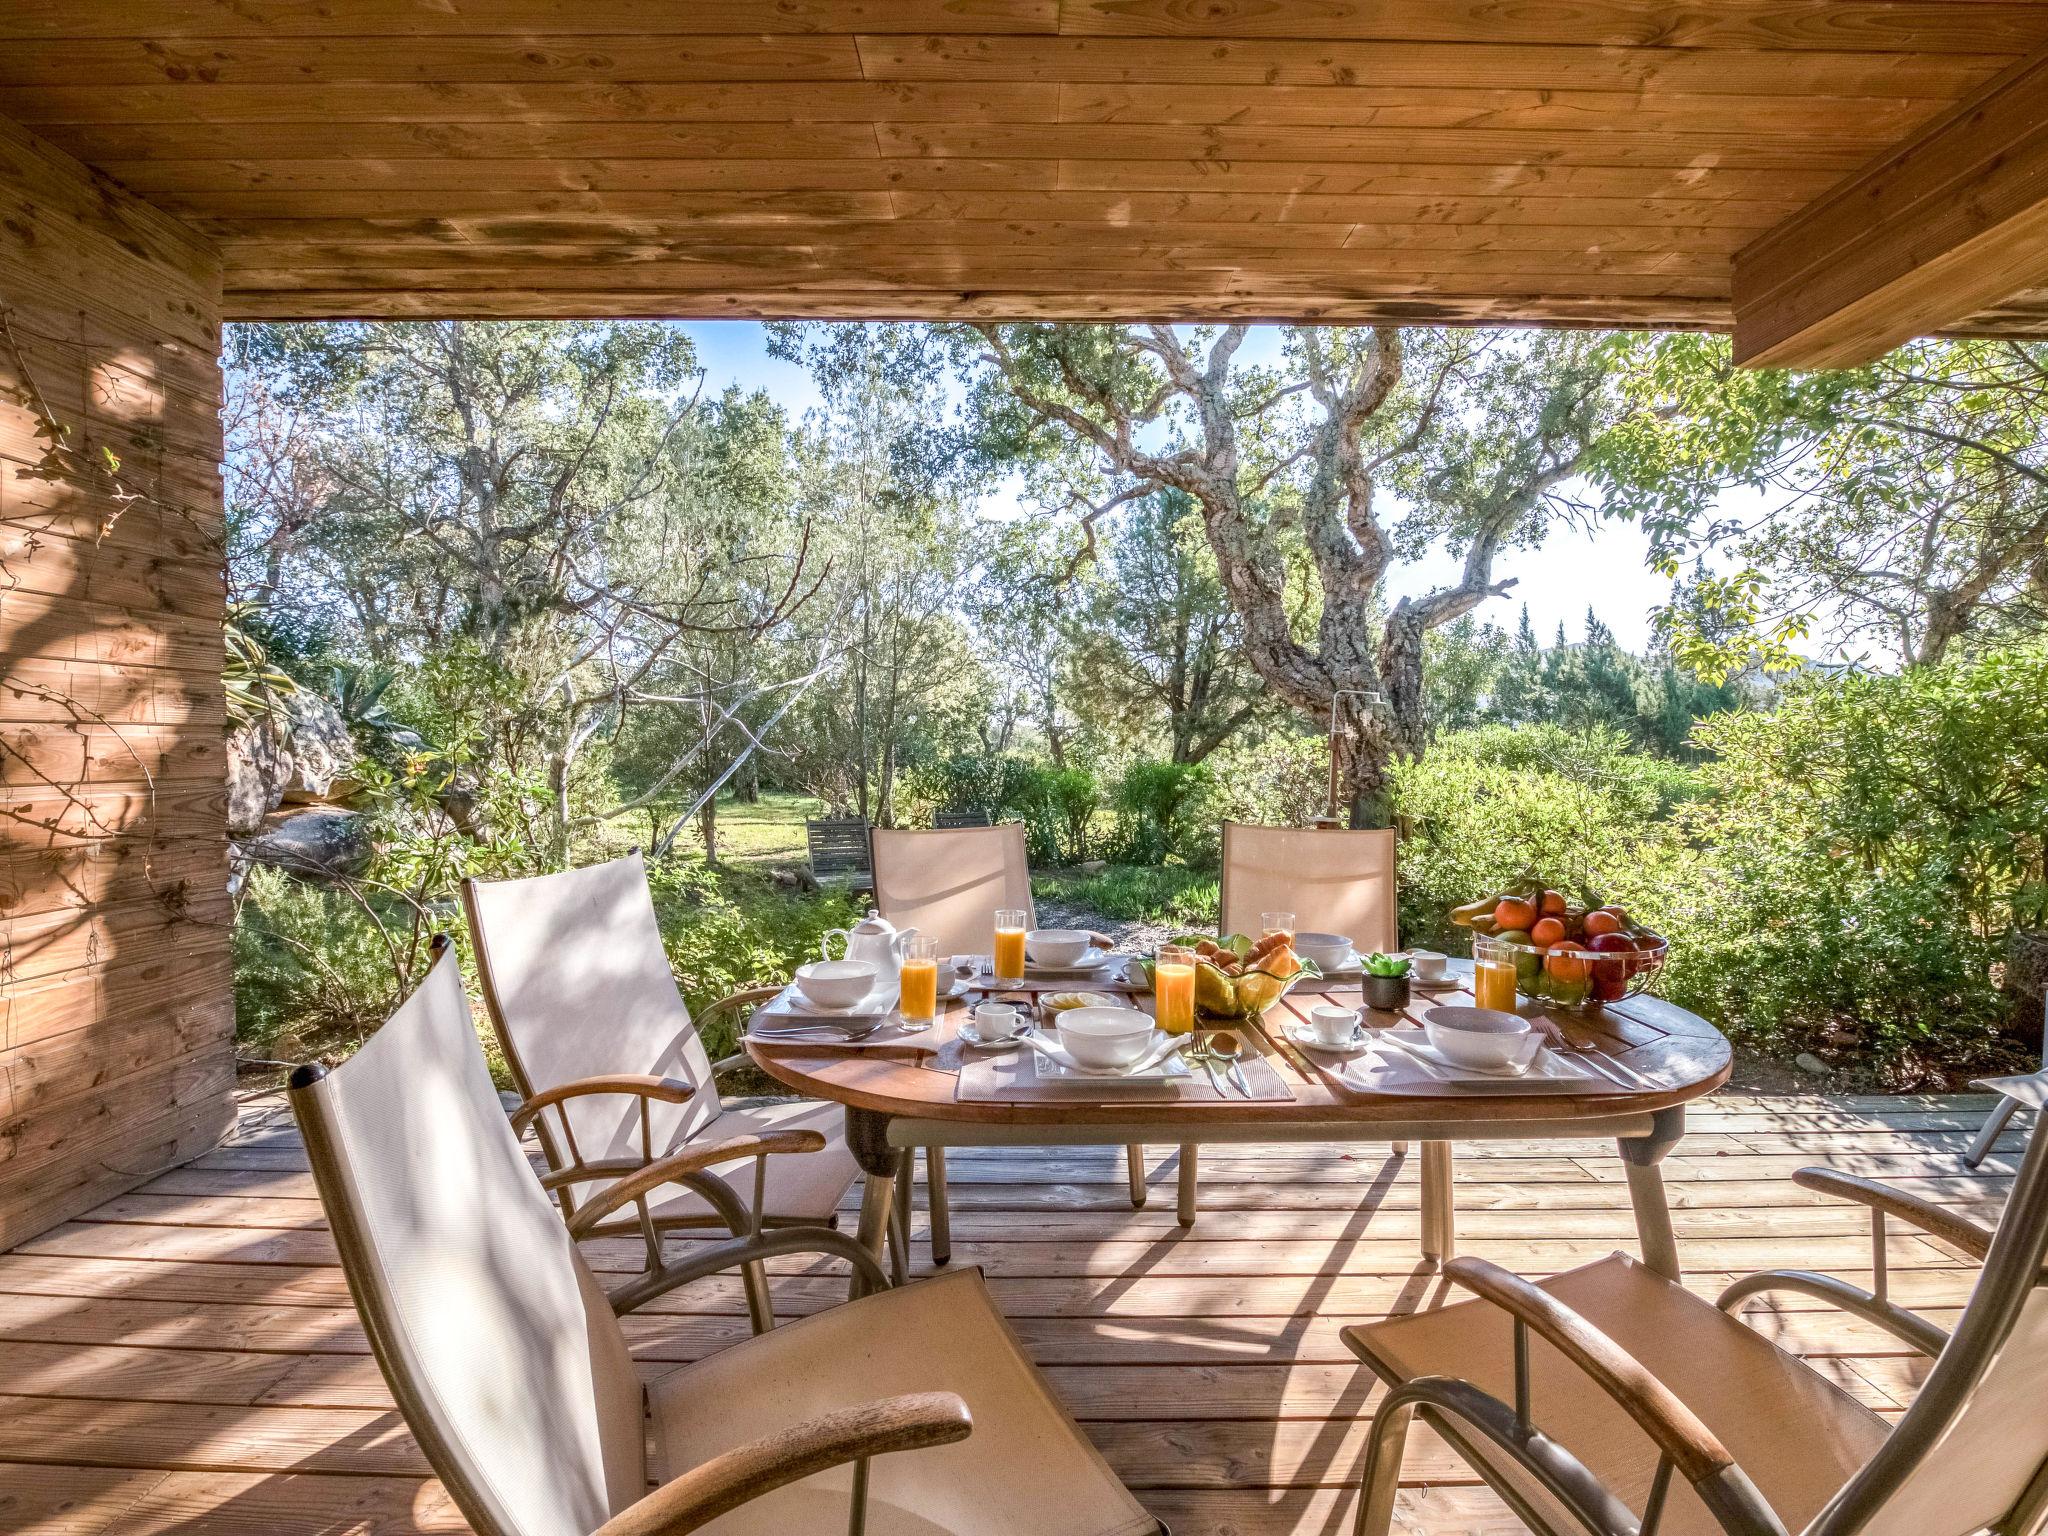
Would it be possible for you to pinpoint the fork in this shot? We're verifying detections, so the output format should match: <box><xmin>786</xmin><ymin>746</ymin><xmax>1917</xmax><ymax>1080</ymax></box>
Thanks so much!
<box><xmin>751</xmin><ymin>1021</ymin><xmax>886</xmax><ymax>1043</ymax></box>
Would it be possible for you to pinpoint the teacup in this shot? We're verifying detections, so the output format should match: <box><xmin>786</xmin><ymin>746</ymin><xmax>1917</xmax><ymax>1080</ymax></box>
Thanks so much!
<box><xmin>793</xmin><ymin>959</ymin><xmax>879</xmax><ymax>1009</ymax></box>
<box><xmin>971</xmin><ymin>1003</ymin><xmax>1021</xmax><ymax>1041</ymax></box>
<box><xmin>1026</xmin><ymin>928</ymin><xmax>1093</xmax><ymax>967</ymax></box>
<box><xmin>1307</xmin><ymin>1003</ymin><xmax>1361</xmax><ymax>1046</ymax></box>
<box><xmin>1409</xmin><ymin>949</ymin><xmax>1448</xmax><ymax>983</ymax></box>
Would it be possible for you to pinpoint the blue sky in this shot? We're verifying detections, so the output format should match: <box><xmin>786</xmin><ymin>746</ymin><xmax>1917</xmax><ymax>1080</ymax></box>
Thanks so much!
<box><xmin>675</xmin><ymin>321</ymin><xmax>1670</xmax><ymax>652</ymax></box>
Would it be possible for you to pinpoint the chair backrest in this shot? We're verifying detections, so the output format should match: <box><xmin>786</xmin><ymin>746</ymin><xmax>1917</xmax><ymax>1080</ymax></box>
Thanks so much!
<box><xmin>463</xmin><ymin>852</ymin><xmax>721</xmax><ymax>1168</ymax></box>
<box><xmin>290</xmin><ymin>949</ymin><xmax>645</xmax><ymax>1536</ymax></box>
<box><xmin>935</xmin><ymin>808</ymin><xmax>993</xmax><ymax>829</ymax></box>
<box><xmin>871</xmin><ymin>822</ymin><xmax>1036</xmax><ymax>957</ymax></box>
<box><xmin>1218</xmin><ymin>822</ymin><xmax>1397</xmax><ymax>950</ymax></box>
<box><xmin>1812</xmin><ymin>1124</ymin><xmax>2048</xmax><ymax>1536</ymax></box>
<box><xmin>806</xmin><ymin>816</ymin><xmax>873</xmax><ymax>875</ymax></box>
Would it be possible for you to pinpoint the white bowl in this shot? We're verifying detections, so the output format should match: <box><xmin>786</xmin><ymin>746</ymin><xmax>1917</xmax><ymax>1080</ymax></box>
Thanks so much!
<box><xmin>1027</xmin><ymin>928</ymin><xmax>1093</xmax><ymax>967</ymax></box>
<box><xmin>1423</xmin><ymin>1006</ymin><xmax>1537</xmax><ymax>1070</ymax></box>
<box><xmin>1293</xmin><ymin>931</ymin><xmax>1354</xmax><ymax>972</ymax></box>
<box><xmin>794</xmin><ymin>959</ymin><xmax>879</xmax><ymax>1009</ymax></box>
<box><xmin>1053</xmin><ymin>1006</ymin><xmax>1156</xmax><ymax>1070</ymax></box>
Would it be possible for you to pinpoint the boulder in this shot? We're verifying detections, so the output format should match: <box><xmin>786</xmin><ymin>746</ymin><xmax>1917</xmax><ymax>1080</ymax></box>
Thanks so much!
<box><xmin>236</xmin><ymin>806</ymin><xmax>374</xmax><ymax>882</ymax></box>
<box><xmin>226</xmin><ymin>691</ymin><xmax>360</xmax><ymax>833</ymax></box>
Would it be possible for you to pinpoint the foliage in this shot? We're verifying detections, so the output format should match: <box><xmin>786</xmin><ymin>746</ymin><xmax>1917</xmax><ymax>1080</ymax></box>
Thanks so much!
<box><xmin>1655</xmin><ymin>647</ymin><xmax>2047</xmax><ymax>1078</ymax></box>
<box><xmin>912</xmin><ymin>752</ymin><xmax>1099</xmax><ymax>865</ymax></box>
<box><xmin>1392</xmin><ymin>724</ymin><xmax>1695</xmax><ymax>955</ymax></box>
<box><xmin>1107</xmin><ymin>758</ymin><xmax>1226</xmax><ymax>866</ymax></box>
<box><xmin>1596</xmin><ymin>334</ymin><xmax>2048</xmax><ymax>674</ymax></box>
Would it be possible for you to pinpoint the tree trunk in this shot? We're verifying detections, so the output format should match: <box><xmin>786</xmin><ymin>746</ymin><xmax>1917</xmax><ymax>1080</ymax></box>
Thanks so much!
<box><xmin>699</xmin><ymin>792</ymin><xmax>718</xmax><ymax>867</ymax></box>
<box><xmin>732</xmin><ymin>751</ymin><xmax>760</xmax><ymax>803</ymax></box>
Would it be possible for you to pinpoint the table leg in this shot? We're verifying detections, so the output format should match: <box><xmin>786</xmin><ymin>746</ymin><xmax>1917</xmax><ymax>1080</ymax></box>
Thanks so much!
<box><xmin>845</xmin><ymin>1106</ymin><xmax>899</xmax><ymax>1296</ymax></box>
<box><xmin>926</xmin><ymin>1146</ymin><xmax>951</xmax><ymax>1266</ymax></box>
<box><xmin>1177</xmin><ymin>1143</ymin><xmax>1199</xmax><ymax>1226</ymax></box>
<box><xmin>888</xmin><ymin>1149</ymin><xmax>912</xmax><ymax>1284</ymax></box>
<box><xmin>1621</xmin><ymin>1106</ymin><xmax>1686</xmax><ymax>1280</ymax></box>
<box><xmin>854</xmin><ymin>1173</ymin><xmax>894</xmax><ymax>1294</ymax></box>
<box><xmin>1420</xmin><ymin>1141</ymin><xmax>1455</xmax><ymax>1269</ymax></box>
<box><xmin>1126</xmin><ymin>1144</ymin><xmax>1147</xmax><ymax>1208</ymax></box>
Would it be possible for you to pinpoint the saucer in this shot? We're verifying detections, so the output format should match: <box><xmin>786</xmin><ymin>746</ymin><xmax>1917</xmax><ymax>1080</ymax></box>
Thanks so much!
<box><xmin>1410</xmin><ymin>971</ymin><xmax>1460</xmax><ymax>991</ymax></box>
<box><xmin>1284</xmin><ymin>1019</ymin><xmax>1371</xmax><ymax>1058</ymax></box>
<box><xmin>957</xmin><ymin>1023</ymin><xmax>1027</xmax><ymax>1050</ymax></box>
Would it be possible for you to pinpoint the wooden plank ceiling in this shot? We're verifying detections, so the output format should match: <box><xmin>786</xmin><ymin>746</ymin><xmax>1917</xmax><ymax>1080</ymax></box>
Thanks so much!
<box><xmin>2</xmin><ymin>1</ymin><xmax>2047</xmax><ymax>340</ymax></box>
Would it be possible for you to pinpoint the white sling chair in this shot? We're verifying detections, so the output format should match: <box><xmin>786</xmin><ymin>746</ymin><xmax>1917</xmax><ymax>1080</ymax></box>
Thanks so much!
<box><xmin>1344</xmin><ymin>1136</ymin><xmax>2048</xmax><ymax>1536</ymax></box>
<box><xmin>462</xmin><ymin>852</ymin><xmax>865</xmax><ymax>1330</ymax></box>
<box><xmin>290</xmin><ymin>950</ymin><xmax>1161</xmax><ymax>1536</ymax></box>
<box><xmin>1197</xmin><ymin>823</ymin><xmax>1414</xmax><ymax>1232</ymax></box>
<box><xmin>872</xmin><ymin>823</ymin><xmax>1151</xmax><ymax>1257</ymax></box>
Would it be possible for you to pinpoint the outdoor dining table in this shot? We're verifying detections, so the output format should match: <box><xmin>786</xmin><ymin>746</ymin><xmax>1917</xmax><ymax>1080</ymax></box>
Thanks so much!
<box><xmin>746</xmin><ymin>959</ymin><xmax>1731</xmax><ymax>1284</ymax></box>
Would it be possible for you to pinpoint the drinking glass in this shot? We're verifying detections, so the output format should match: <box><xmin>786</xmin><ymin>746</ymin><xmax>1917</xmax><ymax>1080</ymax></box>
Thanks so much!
<box><xmin>1260</xmin><ymin>910</ymin><xmax>1296</xmax><ymax>939</ymax></box>
<box><xmin>992</xmin><ymin>909</ymin><xmax>1028</xmax><ymax>982</ymax></box>
<box><xmin>1473</xmin><ymin>935</ymin><xmax>1522</xmax><ymax>1013</ymax></box>
<box><xmin>899</xmin><ymin>935</ymin><xmax>941</xmax><ymax>1032</ymax></box>
<box><xmin>1155</xmin><ymin>943</ymin><xmax>1197</xmax><ymax>1035</ymax></box>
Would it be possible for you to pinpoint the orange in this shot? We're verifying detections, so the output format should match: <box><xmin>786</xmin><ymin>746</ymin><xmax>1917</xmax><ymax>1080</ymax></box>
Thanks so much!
<box><xmin>1493</xmin><ymin>896</ymin><xmax>1538</xmax><ymax>931</ymax></box>
<box><xmin>1584</xmin><ymin>908</ymin><xmax>1627</xmax><ymax>937</ymax></box>
<box><xmin>1544</xmin><ymin>940</ymin><xmax>1591</xmax><ymax>983</ymax></box>
<box><xmin>1529</xmin><ymin>916</ymin><xmax>1567</xmax><ymax>948</ymax></box>
<box><xmin>1540</xmin><ymin>889</ymin><xmax>1568</xmax><ymax>916</ymax></box>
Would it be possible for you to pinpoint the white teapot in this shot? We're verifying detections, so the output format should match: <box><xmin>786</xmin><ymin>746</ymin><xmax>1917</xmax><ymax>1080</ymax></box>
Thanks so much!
<box><xmin>821</xmin><ymin>909</ymin><xmax>920</xmax><ymax>982</ymax></box>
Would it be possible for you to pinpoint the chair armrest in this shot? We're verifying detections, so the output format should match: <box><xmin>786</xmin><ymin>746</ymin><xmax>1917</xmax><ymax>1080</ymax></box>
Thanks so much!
<box><xmin>700</xmin><ymin>987</ymin><xmax>783</xmax><ymax>1077</ymax></box>
<box><xmin>1793</xmin><ymin>1168</ymin><xmax>1994</xmax><ymax>1261</ymax></box>
<box><xmin>591</xmin><ymin>1391</ymin><xmax>971</xmax><ymax>1536</ymax></box>
<box><xmin>510</xmin><ymin>1074</ymin><xmax>696</xmax><ymax>1139</ymax></box>
<box><xmin>1443</xmin><ymin>1256</ymin><xmax>1736</xmax><ymax>1486</ymax></box>
<box><xmin>566</xmin><ymin>1129</ymin><xmax>828</xmax><ymax>1237</ymax></box>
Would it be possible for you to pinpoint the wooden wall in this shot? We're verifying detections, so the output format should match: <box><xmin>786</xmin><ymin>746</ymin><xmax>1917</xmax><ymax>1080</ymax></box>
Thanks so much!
<box><xmin>0</xmin><ymin>113</ymin><xmax>232</xmax><ymax>1248</ymax></box>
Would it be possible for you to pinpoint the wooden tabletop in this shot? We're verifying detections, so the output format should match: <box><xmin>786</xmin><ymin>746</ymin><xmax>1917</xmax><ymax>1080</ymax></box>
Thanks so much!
<box><xmin>746</xmin><ymin>962</ymin><xmax>1731</xmax><ymax>1128</ymax></box>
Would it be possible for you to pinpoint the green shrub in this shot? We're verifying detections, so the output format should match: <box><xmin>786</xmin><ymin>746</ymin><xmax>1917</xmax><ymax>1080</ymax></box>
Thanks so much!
<box><xmin>1392</xmin><ymin>724</ymin><xmax>1691</xmax><ymax>954</ymax></box>
<box><xmin>1108</xmin><ymin>758</ymin><xmax>1223</xmax><ymax>866</ymax></box>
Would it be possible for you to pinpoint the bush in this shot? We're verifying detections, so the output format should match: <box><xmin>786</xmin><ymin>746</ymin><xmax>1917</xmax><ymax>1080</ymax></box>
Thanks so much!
<box><xmin>1108</xmin><ymin>758</ymin><xmax>1225</xmax><ymax>866</ymax></box>
<box><xmin>1655</xmin><ymin>650</ymin><xmax>2047</xmax><ymax>1081</ymax></box>
<box><xmin>1210</xmin><ymin>732</ymin><xmax>1332</xmax><ymax>829</ymax></box>
<box><xmin>1392</xmin><ymin>724</ymin><xmax>1693</xmax><ymax>954</ymax></box>
<box><xmin>914</xmin><ymin>752</ymin><xmax>1095</xmax><ymax>865</ymax></box>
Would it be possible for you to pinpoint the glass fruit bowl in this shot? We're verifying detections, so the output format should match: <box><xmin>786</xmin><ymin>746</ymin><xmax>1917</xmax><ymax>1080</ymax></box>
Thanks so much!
<box><xmin>1138</xmin><ymin>948</ymin><xmax>1322</xmax><ymax>1022</ymax></box>
<box><xmin>1475</xmin><ymin>931</ymin><xmax>1668</xmax><ymax>1013</ymax></box>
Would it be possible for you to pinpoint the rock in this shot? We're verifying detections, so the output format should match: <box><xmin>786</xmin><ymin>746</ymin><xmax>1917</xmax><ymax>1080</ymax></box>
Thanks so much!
<box><xmin>1077</xmin><ymin>859</ymin><xmax>1108</xmax><ymax>874</ymax></box>
<box><xmin>236</xmin><ymin>806</ymin><xmax>374</xmax><ymax>882</ymax></box>
<box><xmin>226</xmin><ymin>690</ymin><xmax>360</xmax><ymax>832</ymax></box>
<box><xmin>1794</xmin><ymin>1051</ymin><xmax>1835</xmax><ymax>1076</ymax></box>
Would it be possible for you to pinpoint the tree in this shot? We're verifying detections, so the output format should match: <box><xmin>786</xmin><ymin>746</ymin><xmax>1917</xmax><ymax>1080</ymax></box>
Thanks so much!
<box><xmin>957</xmin><ymin>324</ymin><xmax>1633</xmax><ymax>822</ymax></box>
<box><xmin>228</xmin><ymin>321</ymin><xmax>821</xmax><ymax>863</ymax></box>
<box><xmin>1599</xmin><ymin>335</ymin><xmax>2048</xmax><ymax>674</ymax></box>
<box><xmin>1063</xmin><ymin>489</ymin><xmax>1272</xmax><ymax>763</ymax></box>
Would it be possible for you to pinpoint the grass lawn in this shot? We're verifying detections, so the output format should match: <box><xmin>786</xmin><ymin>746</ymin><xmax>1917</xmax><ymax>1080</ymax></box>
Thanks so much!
<box><xmin>1034</xmin><ymin>864</ymin><xmax>1219</xmax><ymax>929</ymax></box>
<box><xmin>710</xmin><ymin>790</ymin><xmax>825</xmax><ymax>865</ymax></box>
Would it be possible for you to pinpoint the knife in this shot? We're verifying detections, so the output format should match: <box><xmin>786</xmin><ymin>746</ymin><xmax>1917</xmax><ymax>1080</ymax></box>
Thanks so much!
<box><xmin>1227</xmin><ymin>1059</ymin><xmax>1253</xmax><ymax>1098</ymax></box>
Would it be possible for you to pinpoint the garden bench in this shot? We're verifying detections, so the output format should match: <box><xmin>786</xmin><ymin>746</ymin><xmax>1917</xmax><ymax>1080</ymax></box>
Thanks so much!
<box><xmin>805</xmin><ymin>816</ymin><xmax>873</xmax><ymax>885</ymax></box>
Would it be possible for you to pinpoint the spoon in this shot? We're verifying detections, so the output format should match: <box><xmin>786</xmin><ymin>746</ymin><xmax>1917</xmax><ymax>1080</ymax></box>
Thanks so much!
<box><xmin>1208</xmin><ymin>1031</ymin><xmax>1252</xmax><ymax>1098</ymax></box>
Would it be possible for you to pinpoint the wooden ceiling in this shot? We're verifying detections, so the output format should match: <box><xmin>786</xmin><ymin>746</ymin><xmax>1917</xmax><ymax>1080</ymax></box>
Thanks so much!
<box><xmin>3</xmin><ymin>1</ymin><xmax>2048</xmax><ymax>358</ymax></box>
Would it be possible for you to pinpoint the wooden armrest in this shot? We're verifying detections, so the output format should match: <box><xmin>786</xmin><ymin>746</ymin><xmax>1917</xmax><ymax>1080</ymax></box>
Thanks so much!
<box><xmin>567</xmin><ymin>1129</ymin><xmax>828</xmax><ymax>1237</ymax></box>
<box><xmin>510</xmin><ymin>1074</ymin><xmax>695</xmax><ymax>1138</ymax></box>
<box><xmin>1793</xmin><ymin>1168</ymin><xmax>1994</xmax><ymax>1261</ymax></box>
<box><xmin>698</xmin><ymin>985</ymin><xmax>784</xmax><ymax>1026</ymax></box>
<box><xmin>592</xmin><ymin>1391</ymin><xmax>970</xmax><ymax>1536</ymax></box>
<box><xmin>1443</xmin><ymin>1256</ymin><xmax>1736</xmax><ymax>1485</ymax></box>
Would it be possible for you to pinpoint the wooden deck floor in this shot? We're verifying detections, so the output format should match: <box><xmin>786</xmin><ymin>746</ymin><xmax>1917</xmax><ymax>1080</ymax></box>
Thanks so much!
<box><xmin>0</xmin><ymin>1091</ymin><xmax>2019</xmax><ymax>1535</ymax></box>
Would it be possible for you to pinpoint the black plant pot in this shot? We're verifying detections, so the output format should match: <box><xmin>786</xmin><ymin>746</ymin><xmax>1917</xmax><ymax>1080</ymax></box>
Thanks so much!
<box><xmin>1362</xmin><ymin>973</ymin><xmax>1411</xmax><ymax>1012</ymax></box>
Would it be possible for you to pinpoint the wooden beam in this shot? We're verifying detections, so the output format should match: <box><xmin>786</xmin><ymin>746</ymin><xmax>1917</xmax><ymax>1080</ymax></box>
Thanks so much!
<box><xmin>1732</xmin><ymin>51</ymin><xmax>2048</xmax><ymax>368</ymax></box>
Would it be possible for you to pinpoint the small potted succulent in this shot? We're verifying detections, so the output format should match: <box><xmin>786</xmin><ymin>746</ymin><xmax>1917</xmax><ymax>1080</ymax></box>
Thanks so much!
<box><xmin>1360</xmin><ymin>951</ymin><xmax>1412</xmax><ymax>1012</ymax></box>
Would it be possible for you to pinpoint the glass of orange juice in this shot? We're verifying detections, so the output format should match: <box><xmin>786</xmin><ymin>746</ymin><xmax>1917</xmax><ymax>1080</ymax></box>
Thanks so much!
<box><xmin>1155</xmin><ymin>943</ymin><xmax>1197</xmax><ymax>1035</ymax></box>
<box><xmin>993</xmin><ymin>909</ymin><xmax>1028</xmax><ymax>982</ymax></box>
<box><xmin>1473</xmin><ymin>935</ymin><xmax>1521</xmax><ymax>1014</ymax></box>
<box><xmin>899</xmin><ymin>935</ymin><xmax>941</xmax><ymax>1032</ymax></box>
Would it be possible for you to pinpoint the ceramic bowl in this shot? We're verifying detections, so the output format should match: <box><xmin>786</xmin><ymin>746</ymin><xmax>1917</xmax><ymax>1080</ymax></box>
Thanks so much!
<box><xmin>793</xmin><ymin>959</ymin><xmax>879</xmax><ymax>1009</ymax></box>
<box><xmin>1422</xmin><ymin>1005</ymin><xmax>1537</xmax><ymax>1070</ymax></box>
<box><xmin>1027</xmin><ymin>928</ymin><xmax>1094</xmax><ymax>967</ymax></box>
<box><xmin>1053</xmin><ymin>1006</ymin><xmax>1156</xmax><ymax>1069</ymax></box>
<box><xmin>1293</xmin><ymin>931</ymin><xmax>1355</xmax><ymax>972</ymax></box>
